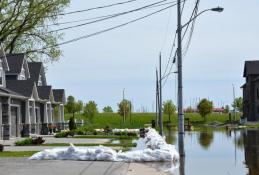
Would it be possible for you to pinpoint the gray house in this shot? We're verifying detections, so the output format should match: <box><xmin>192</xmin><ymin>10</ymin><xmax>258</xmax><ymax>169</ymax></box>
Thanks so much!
<box><xmin>242</xmin><ymin>60</ymin><xmax>259</xmax><ymax>122</ymax></box>
<box><xmin>0</xmin><ymin>44</ymin><xmax>66</xmax><ymax>140</ymax></box>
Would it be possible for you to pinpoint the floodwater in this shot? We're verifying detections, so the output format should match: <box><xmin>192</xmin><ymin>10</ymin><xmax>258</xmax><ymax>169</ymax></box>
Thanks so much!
<box><xmin>163</xmin><ymin>128</ymin><xmax>259</xmax><ymax>175</ymax></box>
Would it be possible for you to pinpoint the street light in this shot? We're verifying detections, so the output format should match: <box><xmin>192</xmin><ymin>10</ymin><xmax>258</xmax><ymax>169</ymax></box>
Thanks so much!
<box><xmin>176</xmin><ymin>1</ymin><xmax>224</xmax><ymax>157</ymax></box>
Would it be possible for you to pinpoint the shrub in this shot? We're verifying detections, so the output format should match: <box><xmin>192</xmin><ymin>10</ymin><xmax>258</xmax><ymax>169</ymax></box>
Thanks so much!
<box><xmin>55</xmin><ymin>131</ymin><xmax>74</xmax><ymax>138</ymax></box>
<box><xmin>15</xmin><ymin>137</ymin><xmax>45</xmax><ymax>146</ymax></box>
<box><xmin>69</xmin><ymin>117</ymin><xmax>76</xmax><ymax>131</ymax></box>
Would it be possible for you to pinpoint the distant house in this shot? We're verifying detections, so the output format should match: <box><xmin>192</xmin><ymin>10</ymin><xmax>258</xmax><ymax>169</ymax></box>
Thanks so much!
<box><xmin>0</xmin><ymin>43</ymin><xmax>66</xmax><ymax>140</ymax></box>
<box><xmin>242</xmin><ymin>60</ymin><xmax>259</xmax><ymax>122</ymax></box>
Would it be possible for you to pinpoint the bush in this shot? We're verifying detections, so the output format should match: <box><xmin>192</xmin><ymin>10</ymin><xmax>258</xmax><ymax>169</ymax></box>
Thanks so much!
<box><xmin>55</xmin><ymin>131</ymin><xmax>74</xmax><ymax>138</ymax></box>
<box><xmin>15</xmin><ymin>137</ymin><xmax>45</xmax><ymax>146</ymax></box>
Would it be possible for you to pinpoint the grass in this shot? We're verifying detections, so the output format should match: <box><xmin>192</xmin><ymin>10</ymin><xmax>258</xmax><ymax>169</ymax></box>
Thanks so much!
<box><xmin>65</xmin><ymin>112</ymin><xmax>241</xmax><ymax>129</ymax></box>
<box><xmin>0</xmin><ymin>151</ymin><xmax>37</xmax><ymax>157</ymax></box>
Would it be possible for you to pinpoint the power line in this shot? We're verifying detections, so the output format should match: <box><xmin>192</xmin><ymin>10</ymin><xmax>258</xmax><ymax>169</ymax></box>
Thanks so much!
<box><xmin>47</xmin><ymin>0</ymin><xmax>170</xmax><ymax>33</ymax></box>
<box><xmin>43</xmin><ymin>1</ymin><xmax>178</xmax><ymax>27</ymax></box>
<box><xmin>47</xmin><ymin>0</ymin><xmax>139</xmax><ymax>18</ymax></box>
<box><xmin>27</xmin><ymin>3</ymin><xmax>179</xmax><ymax>53</ymax></box>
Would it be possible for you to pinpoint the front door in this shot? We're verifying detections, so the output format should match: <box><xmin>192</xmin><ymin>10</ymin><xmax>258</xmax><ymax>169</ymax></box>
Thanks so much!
<box><xmin>10</xmin><ymin>106</ymin><xmax>19</xmax><ymax>137</ymax></box>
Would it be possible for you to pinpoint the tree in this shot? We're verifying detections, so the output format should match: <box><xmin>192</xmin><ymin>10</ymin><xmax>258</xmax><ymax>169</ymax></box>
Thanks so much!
<box><xmin>103</xmin><ymin>106</ymin><xmax>113</xmax><ymax>113</ymax></box>
<box><xmin>117</xmin><ymin>99</ymin><xmax>131</xmax><ymax>123</ymax></box>
<box><xmin>224</xmin><ymin>105</ymin><xmax>230</xmax><ymax>114</ymax></box>
<box><xmin>68</xmin><ymin>117</ymin><xmax>76</xmax><ymax>131</ymax></box>
<box><xmin>75</xmin><ymin>100</ymin><xmax>83</xmax><ymax>114</ymax></box>
<box><xmin>83</xmin><ymin>101</ymin><xmax>98</xmax><ymax>122</ymax></box>
<box><xmin>232</xmin><ymin>97</ymin><xmax>243</xmax><ymax>112</ymax></box>
<box><xmin>65</xmin><ymin>95</ymin><xmax>75</xmax><ymax>117</ymax></box>
<box><xmin>163</xmin><ymin>100</ymin><xmax>176</xmax><ymax>122</ymax></box>
<box><xmin>197</xmin><ymin>99</ymin><xmax>213</xmax><ymax>121</ymax></box>
<box><xmin>0</xmin><ymin>0</ymin><xmax>70</xmax><ymax>62</ymax></box>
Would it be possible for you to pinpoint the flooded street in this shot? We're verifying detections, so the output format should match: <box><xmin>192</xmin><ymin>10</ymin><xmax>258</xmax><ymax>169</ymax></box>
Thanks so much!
<box><xmin>163</xmin><ymin>128</ymin><xmax>259</xmax><ymax>175</ymax></box>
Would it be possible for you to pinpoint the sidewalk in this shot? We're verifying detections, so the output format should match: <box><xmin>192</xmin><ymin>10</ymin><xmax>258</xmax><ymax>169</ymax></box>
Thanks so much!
<box><xmin>0</xmin><ymin>158</ymin><xmax>172</xmax><ymax>175</ymax></box>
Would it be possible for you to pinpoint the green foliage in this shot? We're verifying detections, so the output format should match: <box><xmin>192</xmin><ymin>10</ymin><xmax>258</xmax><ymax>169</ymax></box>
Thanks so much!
<box><xmin>0</xmin><ymin>0</ymin><xmax>70</xmax><ymax>62</ymax></box>
<box><xmin>117</xmin><ymin>99</ymin><xmax>131</xmax><ymax>123</ymax></box>
<box><xmin>68</xmin><ymin>117</ymin><xmax>76</xmax><ymax>130</ymax></box>
<box><xmin>232</xmin><ymin>97</ymin><xmax>243</xmax><ymax>112</ymax></box>
<box><xmin>15</xmin><ymin>137</ymin><xmax>45</xmax><ymax>146</ymax></box>
<box><xmin>66</xmin><ymin>96</ymin><xmax>75</xmax><ymax>114</ymax></box>
<box><xmin>163</xmin><ymin>100</ymin><xmax>176</xmax><ymax>122</ymax></box>
<box><xmin>103</xmin><ymin>106</ymin><xmax>113</xmax><ymax>113</ymax></box>
<box><xmin>224</xmin><ymin>105</ymin><xmax>230</xmax><ymax>113</ymax></box>
<box><xmin>83</xmin><ymin>101</ymin><xmax>98</xmax><ymax>122</ymax></box>
<box><xmin>198</xmin><ymin>99</ymin><xmax>213</xmax><ymax>121</ymax></box>
<box><xmin>55</xmin><ymin>130</ymin><xmax>74</xmax><ymax>138</ymax></box>
<box><xmin>65</xmin><ymin>96</ymin><xmax>83</xmax><ymax>118</ymax></box>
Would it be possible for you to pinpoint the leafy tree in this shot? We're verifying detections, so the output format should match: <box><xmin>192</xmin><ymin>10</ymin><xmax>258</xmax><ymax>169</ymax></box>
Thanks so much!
<box><xmin>117</xmin><ymin>99</ymin><xmax>131</xmax><ymax>123</ymax></box>
<box><xmin>186</xmin><ymin>106</ymin><xmax>195</xmax><ymax>113</ymax></box>
<box><xmin>68</xmin><ymin>117</ymin><xmax>76</xmax><ymax>130</ymax></box>
<box><xmin>198</xmin><ymin>132</ymin><xmax>214</xmax><ymax>149</ymax></box>
<box><xmin>163</xmin><ymin>100</ymin><xmax>176</xmax><ymax>122</ymax></box>
<box><xmin>65</xmin><ymin>95</ymin><xmax>75</xmax><ymax>116</ymax></box>
<box><xmin>224</xmin><ymin>105</ymin><xmax>230</xmax><ymax>113</ymax></box>
<box><xmin>83</xmin><ymin>101</ymin><xmax>98</xmax><ymax>122</ymax></box>
<box><xmin>75</xmin><ymin>100</ymin><xmax>83</xmax><ymax>114</ymax></box>
<box><xmin>197</xmin><ymin>99</ymin><xmax>213</xmax><ymax>121</ymax></box>
<box><xmin>0</xmin><ymin>0</ymin><xmax>70</xmax><ymax>62</ymax></box>
<box><xmin>232</xmin><ymin>97</ymin><xmax>243</xmax><ymax>112</ymax></box>
<box><xmin>65</xmin><ymin>96</ymin><xmax>82</xmax><ymax>118</ymax></box>
<box><xmin>103</xmin><ymin>106</ymin><xmax>113</xmax><ymax>113</ymax></box>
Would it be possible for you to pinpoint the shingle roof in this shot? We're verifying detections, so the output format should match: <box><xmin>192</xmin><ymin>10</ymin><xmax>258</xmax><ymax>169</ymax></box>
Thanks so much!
<box><xmin>6</xmin><ymin>80</ymin><xmax>34</xmax><ymax>97</ymax></box>
<box><xmin>37</xmin><ymin>86</ymin><xmax>52</xmax><ymax>100</ymax></box>
<box><xmin>28</xmin><ymin>62</ymin><xmax>42</xmax><ymax>83</ymax></box>
<box><xmin>6</xmin><ymin>53</ymin><xmax>25</xmax><ymax>74</ymax></box>
<box><xmin>53</xmin><ymin>89</ymin><xmax>65</xmax><ymax>103</ymax></box>
<box><xmin>0</xmin><ymin>87</ymin><xmax>23</xmax><ymax>96</ymax></box>
<box><xmin>244</xmin><ymin>61</ymin><xmax>259</xmax><ymax>77</ymax></box>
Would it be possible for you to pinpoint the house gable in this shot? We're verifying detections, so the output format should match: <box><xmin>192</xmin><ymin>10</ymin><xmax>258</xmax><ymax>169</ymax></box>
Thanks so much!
<box><xmin>28</xmin><ymin>62</ymin><xmax>47</xmax><ymax>86</ymax></box>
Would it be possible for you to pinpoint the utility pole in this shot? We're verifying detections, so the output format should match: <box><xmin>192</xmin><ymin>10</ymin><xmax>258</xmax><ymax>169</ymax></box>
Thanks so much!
<box><xmin>232</xmin><ymin>84</ymin><xmax>236</xmax><ymax>121</ymax></box>
<box><xmin>123</xmin><ymin>88</ymin><xmax>125</xmax><ymax>123</ymax></box>
<box><xmin>177</xmin><ymin>0</ymin><xmax>185</xmax><ymax>156</ymax></box>
<box><xmin>159</xmin><ymin>53</ymin><xmax>163</xmax><ymax>136</ymax></box>
<box><xmin>156</xmin><ymin>69</ymin><xmax>159</xmax><ymax>126</ymax></box>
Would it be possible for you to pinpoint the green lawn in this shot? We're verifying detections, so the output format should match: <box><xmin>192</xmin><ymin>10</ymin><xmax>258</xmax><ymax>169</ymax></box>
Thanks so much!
<box><xmin>65</xmin><ymin>112</ymin><xmax>240</xmax><ymax>129</ymax></box>
<box><xmin>0</xmin><ymin>151</ymin><xmax>37</xmax><ymax>157</ymax></box>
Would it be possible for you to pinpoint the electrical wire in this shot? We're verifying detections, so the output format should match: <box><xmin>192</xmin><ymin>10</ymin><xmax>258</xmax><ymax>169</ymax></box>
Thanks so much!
<box><xmin>42</xmin><ymin>1</ymin><xmax>178</xmax><ymax>27</ymax></box>
<box><xmin>47</xmin><ymin>0</ymin><xmax>139</xmax><ymax>17</ymax></box>
<box><xmin>47</xmin><ymin>0</ymin><xmax>170</xmax><ymax>33</ymax></box>
<box><xmin>27</xmin><ymin>3</ymin><xmax>179</xmax><ymax>53</ymax></box>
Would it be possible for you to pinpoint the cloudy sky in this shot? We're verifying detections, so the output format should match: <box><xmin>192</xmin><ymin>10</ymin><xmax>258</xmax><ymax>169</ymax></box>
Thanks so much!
<box><xmin>46</xmin><ymin>0</ymin><xmax>259</xmax><ymax>112</ymax></box>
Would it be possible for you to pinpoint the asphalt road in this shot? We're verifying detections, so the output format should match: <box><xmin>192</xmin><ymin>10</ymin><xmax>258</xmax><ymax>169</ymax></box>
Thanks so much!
<box><xmin>0</xmin><ymin>158</ymin><xmax>172</xmax><ymax>175</ymax></box>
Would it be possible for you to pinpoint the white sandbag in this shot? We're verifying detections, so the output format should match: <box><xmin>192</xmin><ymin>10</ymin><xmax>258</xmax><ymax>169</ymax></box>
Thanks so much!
<box><xmin>30</xmin><ymin>128</ymin><xmax>179</xmax><ymax>162</ymax></box>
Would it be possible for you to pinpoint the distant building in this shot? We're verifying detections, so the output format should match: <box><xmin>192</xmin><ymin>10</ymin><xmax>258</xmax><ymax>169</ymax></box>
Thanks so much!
<box><xmin>242</xmin><ymin>60</ymin><xmax>259</xmax><ymax>121</ymax></box>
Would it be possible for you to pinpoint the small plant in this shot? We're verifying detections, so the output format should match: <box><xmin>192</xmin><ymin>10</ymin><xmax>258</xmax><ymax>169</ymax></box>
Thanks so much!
<box><xmin>15</xmin><ymin>137</ymin><xmax>45</xmax><ymax>146</ymax></box>
<box><xmin>55</xmin><ymin>131</ymin><xmax>75</xmax><ymax>138</ymax></box>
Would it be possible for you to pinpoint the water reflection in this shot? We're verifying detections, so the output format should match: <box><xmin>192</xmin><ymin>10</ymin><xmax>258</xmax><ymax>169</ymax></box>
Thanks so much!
<box><xmin>243</xmin><ymin>130</ymin><xmax>259</xmax><ymax>175</ymax></box>
<box><xmin>198</xmin><ymin>131</ymin><xmax>214</xmax><ymax>150</ymax></box>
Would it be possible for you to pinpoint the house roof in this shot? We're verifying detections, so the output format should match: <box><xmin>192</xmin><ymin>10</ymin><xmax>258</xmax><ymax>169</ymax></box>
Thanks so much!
<box><xmin>53</xmin><ymin>89</ymin><xmax>66</xmax><ymax>103</ymax></box>
<box><xmin>6</xmin><ymin>80</ymin><xmax>35</xmax><ymax>97</ymax></box>
<box><xmin>244</xmin><ymin>60</ymin><xmax>259</xmax><ymax>77</ymax></box>
<box><xmin>6</xmin><ymin>53</ymin><xmax>25</xmax><ymax>74</ymax></box>
<box><xmin>28</xmin><ymin>62</ymin><xmax>42</xmax><ymax>82</ymax></box>
<box><xmin>28</xmin><ymin>62</ymin><xmax>47</xmax><ymax>85</ymax></box>
<box><xmin>0</xmin><ymin>86</ymin><xmax>23</xmax><ymax>96</ymax></box>
<box><xmin>37</xmin><ymin>86</ymin><xmax>52</xmax><ymax>100</ymax></box>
